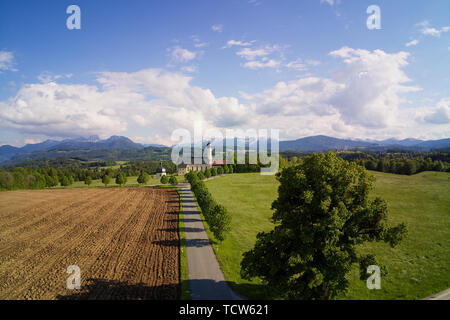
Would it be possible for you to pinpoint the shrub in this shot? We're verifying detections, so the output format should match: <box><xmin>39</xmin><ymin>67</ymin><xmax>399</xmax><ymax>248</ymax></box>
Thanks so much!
<box><xmin>137</xmin><ymin>172</ymin><xmax>150</xmax><ymax>185</ymax></box>
<box><xmin>209</xmin><ymin>204</ymin><xmax>231</xmax><ymax>242</ymax></box>
<box><xmin>0</xmin><ymin>171</ymin><xmax>15</xmax><ymax>190</ymax></box>
<box><xmin>160</xmin><ymin>175</ymin><xmax>169</xmax><ymax>184</ymax></box>
<box><xmin>102</xmin><ymin>175</ymin><xmax>111</xmax><ymax>187</ymax></box>
<box><xmin>197</xmin><ymin>171</ymin><xmax>205</xmax><ymax>180</ymax></box>
<box><xmin>84</xmin><ymin>176</ymin><xmax>92</xmax><ymax>186</ymax></box>
<box><xmin>115</xmin><ymin>173</ymin><xmax>127</xmax><ymax>186</ymax></box>
<box><xmin>169</xmin><ymin>175</ymin><xmax>178</xmax><ymax>185</ymax></box>
<box><xmin>60</xmin><ymin>175</ymin><xmax>71</xmax><ymax>187</ymax></box>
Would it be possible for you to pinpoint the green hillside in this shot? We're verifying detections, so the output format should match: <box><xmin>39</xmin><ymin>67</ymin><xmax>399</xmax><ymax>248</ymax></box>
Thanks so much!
<box><xmin>205</xmin><ymin>171</ymin><xmax>450</xmax><ymax>300</ymax></box>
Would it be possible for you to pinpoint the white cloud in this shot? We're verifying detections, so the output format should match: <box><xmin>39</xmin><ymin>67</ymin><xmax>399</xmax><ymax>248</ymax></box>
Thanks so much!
<box><xmin>191</xmin><ymin>35</ymin><xmax>208</xmax><ymax>48</ymax></box>
<box><xmin>236</xmin><ymin>47</ymin><xmax>275</xmax><ymax>60</ymax></box>
<box><xmin>243</xmin><ymin>47</ymin><xmax>422</xmax><ymax>134</ymax></box>
<box><xmin>0</xmin><ymin>69</ymin><xmax>252</xmax><ymax>145</ymax></box>
<box><xmin>405</xmin><ymin>39</ymin><xmax>419</xmax><ymax>47</ymax></box>
<box><xmin>243</xmin><ymin>59</ymin><xmax>281</xmax><ymax>70</ymax></box>
<box><xmin>0</xmin><ymin>47</ymin><xmax>446</xmax><ymax>144</ymax></box>
<box><xmin>328</xmin><ymin>47</ymin><xmax>420</xmax><ymax>128</ymax></box>
<box><xmin>222</xmin><ymin>40</ymin><xmax>255</xmax><ymax>49</ymax></box>
<box><xmin>0</xmin><ymin>50</ymin><xmax>17</xmax><ymax>73</ymax></box>
<box><xmin>169</xmin><ymin>46</ymin><xmax>197</xmax><ymax>63</ymax></box>
<box><xmin>211</xmin><ymin>24</ymin><xmax>224</xmax><ymax>33</ymax></box>
<box><xmin>418</xmin><ymin>20</ymin><xmax>450</xmax><ymax>37</ymax></box>
<box><xmin>285</xmin><ymin>58</ymin><xmax>306</xmax><ymax>71</ymax></box>
<box><xmin>38</xmin><ymin>72</ymin><xmax>73</xmax><ymax>83</ymax></box>
<box><xmin>417</xmin><ymin>98</ymin><xmax>450</xmax><ymax>125</ymax></box>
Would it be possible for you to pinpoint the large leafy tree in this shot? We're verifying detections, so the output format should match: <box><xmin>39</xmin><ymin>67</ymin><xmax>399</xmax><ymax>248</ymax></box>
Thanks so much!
<box><xmin>241</xmin><ymin>152</ymin><xmax>407</xmax><ymax>300</ymax></box>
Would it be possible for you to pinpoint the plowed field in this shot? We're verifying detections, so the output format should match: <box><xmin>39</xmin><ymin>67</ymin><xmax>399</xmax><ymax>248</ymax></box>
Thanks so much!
<box><xmin>0</xmin><ymin>187</ymin><xmax>180</xmax><ymax>300</ymax></box>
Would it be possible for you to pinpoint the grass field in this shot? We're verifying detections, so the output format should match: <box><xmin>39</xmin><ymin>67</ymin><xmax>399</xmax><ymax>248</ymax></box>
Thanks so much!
<box><xmin>205</xmin><ymin>171</ymin><xmax>450</xmax><ymax>300</ymax></box>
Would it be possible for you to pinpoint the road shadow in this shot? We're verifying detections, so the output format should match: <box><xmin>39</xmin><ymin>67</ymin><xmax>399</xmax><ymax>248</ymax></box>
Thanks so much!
<box><xmin>57</xmin><ymin>278</ymin><xmax>180</xmax><ymax>300</ymax></box>
<box><xmin>159</xmin><ymin>227</ymin><xmax>204</xmax><ymax>233</ymax></box>
<box><xmin>153</xmin><ymin>239</ymin><xmax>211</xmax><ymax>248</ymax></box>
<box><xmin>167</xmin><ymin>218</ymin><xmax>202</xmax><ymax>223</ymax></box>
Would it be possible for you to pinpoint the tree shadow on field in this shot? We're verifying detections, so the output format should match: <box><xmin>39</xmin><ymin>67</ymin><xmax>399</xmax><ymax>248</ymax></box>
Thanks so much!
<box><xmin>57</xmin><ymin>278</ymin><xmax>180</xmax><ymax>300</ymax></box>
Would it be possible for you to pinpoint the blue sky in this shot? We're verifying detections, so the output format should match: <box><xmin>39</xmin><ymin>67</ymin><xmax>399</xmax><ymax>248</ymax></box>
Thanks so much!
<box><xmin>0</xmin><ymin>0</ymin><xmax>449</xmax><ymax>146</ymax></box>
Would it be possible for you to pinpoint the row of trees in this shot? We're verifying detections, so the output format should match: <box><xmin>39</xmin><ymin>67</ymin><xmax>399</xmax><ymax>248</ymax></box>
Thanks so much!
<box><xmin>287</xmin><ymin>152</ymin><xmax>450</xmax><ymax>175</ymax></box>
<box><xmin>356</xmin><ymin>157</ymin><xmax>449</xmax><ymax>175</ymax></box>
<box><xmin>185</xmin><ymin>171</ymin><xmax>231</xmax><ymax>242</ymax></box>
<box><xmin>159</xmin><ymin>175</ymin><xmax>178</xmax><ymax>185</ymax></box>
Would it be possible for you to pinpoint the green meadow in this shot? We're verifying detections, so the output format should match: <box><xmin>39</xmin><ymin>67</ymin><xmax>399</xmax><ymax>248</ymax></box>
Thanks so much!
<box><xmin>205</xmin><ymin>171</ymin><xmax>450</xmax><ymax>300</ymax></box>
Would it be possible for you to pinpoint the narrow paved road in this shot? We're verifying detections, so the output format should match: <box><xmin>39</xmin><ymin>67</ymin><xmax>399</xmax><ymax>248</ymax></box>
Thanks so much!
<box><xmin>424</xmin><ymin>288</ymin><xmax>450</xmax><ymax>300</ymax></box>
<box><xmin>179</xmin><ymin>183</ymin><xmax>242</xmax><ymax>300</ymax></box>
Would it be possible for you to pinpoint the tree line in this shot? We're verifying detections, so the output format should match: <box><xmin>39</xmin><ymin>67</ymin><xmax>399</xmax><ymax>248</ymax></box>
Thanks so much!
<box><xmin>0</xmin><ymin>160</ymin><xmax>176</xmax><ymax>191</ymax></box>
<box><xmin>287</xmin><ymin>151</ymin><xmax>450</xmax><ymax>175</ymax></box>
<box><xmin>185</xmin><ymin>171</ymin><xmax>232</xmax><ymax>243</ymax></box>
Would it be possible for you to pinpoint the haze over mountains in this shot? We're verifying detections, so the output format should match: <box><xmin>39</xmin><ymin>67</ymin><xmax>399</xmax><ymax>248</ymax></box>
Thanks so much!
<box><xmin>0</xmin><ymin>135</ymin><xmax>449</xmax><ymax>165</ymax></box>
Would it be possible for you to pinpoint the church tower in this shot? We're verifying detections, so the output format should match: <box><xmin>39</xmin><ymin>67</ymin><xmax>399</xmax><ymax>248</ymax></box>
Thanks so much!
<box><xmin>205</xmin><ymin>142</ymin><xmax>213</xmax><ymax>166</ymax></box>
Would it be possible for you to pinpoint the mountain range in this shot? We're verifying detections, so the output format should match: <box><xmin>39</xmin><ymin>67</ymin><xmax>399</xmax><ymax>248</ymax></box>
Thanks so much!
<box><xmin>278</xmin><ymin>135</ymin><xmax>450</xmax><ymax>152</ymax></box>
<box><xmin>1</xmin><ymin>135</ymin><xmax>449</xmax><ymax>166</ymax></box>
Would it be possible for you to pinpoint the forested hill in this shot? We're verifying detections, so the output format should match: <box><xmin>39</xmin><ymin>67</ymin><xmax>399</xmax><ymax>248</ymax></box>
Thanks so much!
<box><xmin>0</xmin><ymin>136</ymin><xmax>171</xmax><ymax>165</ymax></box>
<box><xmin>0</xmin><ymin>146</ymin><xmax>171</xmax><ymax>167</ymax></box>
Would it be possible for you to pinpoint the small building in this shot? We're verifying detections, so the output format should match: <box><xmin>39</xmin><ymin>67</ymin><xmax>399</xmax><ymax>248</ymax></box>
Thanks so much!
<box><xmin>156</xmin><ymin>161</ymin><xmax>167</xmax><ymax>179</ymax></box>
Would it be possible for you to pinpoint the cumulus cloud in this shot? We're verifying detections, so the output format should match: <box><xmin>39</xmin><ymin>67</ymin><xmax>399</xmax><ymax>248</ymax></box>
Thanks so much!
<box><xmin>0</xmin><ymin>47</ymin><xmax>445</xmax><ymax>144</ymax></box>
<box><xmin>417</xmin><ymin>98</ymin><xmax>450</xmax><ymax>124</ymax></box>
<box><xmin>0</xmin><ymin>50</ymin><xmax>17</xmax><ymax>73</ymax></box>
<box><xmin>0</xmin><ymin>69</ymin><xmax>252</xmax><ymax>145</ymax></box>
<box><xmin>328</xmin><ymin>47</ymin><xmax>420</xmax><ymax>128</ymax></box>
<box><xmin>169</xmin><ymin>46</ymin><xmax>197</xmax><ymax>63</ymax></box>
<box><xmin>243</xmin><ymin>47</ymin><xmax>421</xmax><ymax>132</ymax></box>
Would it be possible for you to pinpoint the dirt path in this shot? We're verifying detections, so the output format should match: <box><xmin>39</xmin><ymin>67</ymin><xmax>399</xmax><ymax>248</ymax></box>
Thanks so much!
<box><xmin>0</xmin><ymin>187</ymin><xmax>180</xmax><ymax>300</ymax></box>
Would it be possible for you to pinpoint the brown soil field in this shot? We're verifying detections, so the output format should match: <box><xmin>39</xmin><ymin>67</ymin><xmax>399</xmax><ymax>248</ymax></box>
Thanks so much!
<box><xmin>0</xmin><ymin>187</ymin><xmax>180</xmax><ymax>300</ymax></box>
